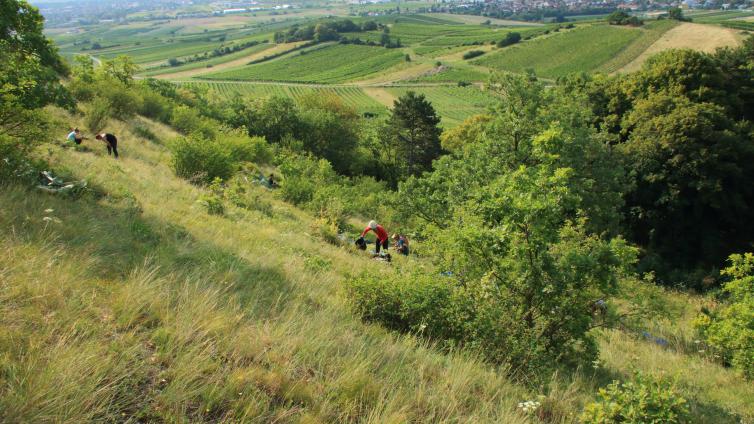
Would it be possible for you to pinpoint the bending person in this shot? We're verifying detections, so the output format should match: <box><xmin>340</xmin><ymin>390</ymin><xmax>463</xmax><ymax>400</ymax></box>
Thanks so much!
<box><xmin>359</xmin><ymin>220</ymin><xmax>389</xmax><ymax>254</ymax></box>
<box><xmin>95</xmin><ymin>132</ymin><xmax>119</xmax><ymax>158</ymax></box>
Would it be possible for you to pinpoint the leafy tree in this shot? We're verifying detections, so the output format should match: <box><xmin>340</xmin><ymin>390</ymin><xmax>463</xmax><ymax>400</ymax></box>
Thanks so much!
<box><xmin>383</xmin><ymin>91</ymin><xmax>442</xmax><ymax>183</ymax></box>
<box><xmin>243</xmin><ymin>96</ymin><xmax>303</xmax><ymax>144</ymax></box>
<box><xmin>695</xmin><ymin>253</ymin><xmax>754</xmax><ymax>379</ymax></box>
<box><xmin>100</xmin><ymin>56</ymin><xmax>140</xmax><ymax>86</ymax></box>
<box><xmin>618</xmin><ymin>94</ymin><xmax>754</xmax><ymax>278</ymax></box>
<box><xmin>666</xmin><ymin>7</ymin><xmax>688</xmax><ymax>21</ymax></box>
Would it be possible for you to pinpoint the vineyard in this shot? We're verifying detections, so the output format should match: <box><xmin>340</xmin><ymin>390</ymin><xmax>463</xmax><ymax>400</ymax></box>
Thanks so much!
<box><xmin>410</xmin><ymin>64</ymin><xmax>490</xmax><ymax>83</ymax></box>
<box><xmin>474</xmin><ymin>24</ymin><xmax>644</xmax><ymax>78</ymax></box>
<box><xmin>142</xmin><ymin>43</ymin><xmax>275</xmax><ymax>76</ymax></box>
<box><xmin>199</xmin><ymin>44</ymin><xmax>405</xmax><ymax>83</ymax></box>
<box><xmin>597</xmin><ymin>19</ymin><xmax>678</xmax><ymax>74</ymax></box>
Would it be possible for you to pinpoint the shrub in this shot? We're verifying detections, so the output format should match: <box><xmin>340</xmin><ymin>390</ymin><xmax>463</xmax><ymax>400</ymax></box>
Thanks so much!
<box><xmin>222</xmin><ymin>134</ymin><xmax>273</xmax><ymax>164</ymax></box>
<box><xmin>171</xmin><ymin>135</ymin><xmax>234</xmax><ymax>184</ymax></box>
<box><xmin>95</xmin><ymin>79</ymin><xmax>141</xmax><ymax>119</ymax></box>
<box><xmin>171</xmin><ymin>105</ymin><xmax>216</xmax><ymax>139</ymax></box>
<box><xmin>85</xmin><ymin>97</ymin><xmax>112</xmax><ymax>133</ymax></box>
<box><xmin>346</xmin><ymin>271</ymin><xmax>461</xmax><ymax>341</ymax></box>
<box><xmin>138</xmin><ymin>89</ymin><xmax>172</xmax><ymax>123</ymax></box>
<box><xmin>462</xmin><ymin>50</ymin><xmax>486</xmax><ymax>60</ymax></box>
<box><xmin>198</xmin><ymin>177</ymin><xmax>225</xmax><ymax>215</ymax></box>
<box><xmin>497</xmin><ymin>32</ymin><xmax>521</xmax><ymax>48</ymax></box>
<box><xmin>581</xmin><ymin>371</ymin><xmax>689</xmax><ymax>423</ymax></box>
<box><xmin>695</xmin><ymin>253</ymin><xmax>754</xmax><ymax>379</ymax></box>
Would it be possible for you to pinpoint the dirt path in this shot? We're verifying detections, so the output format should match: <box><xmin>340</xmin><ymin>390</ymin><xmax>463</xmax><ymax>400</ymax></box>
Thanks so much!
<box><xmin>620</xmin><ymin>22</ymin><xmax>744</xmax><ymax>73</ymax></box>
<box><xmin>152</xmin><ymin>42</ymin><xmax>307</xmax><ymax>79</ymax></box>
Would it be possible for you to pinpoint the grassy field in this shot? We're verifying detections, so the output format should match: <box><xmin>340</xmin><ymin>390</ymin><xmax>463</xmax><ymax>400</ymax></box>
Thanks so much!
<box><xmin>177</xmin><ymin>81</ymin><xmax>388</xmax><ymax>115</ymax></box>
<box><xmin>410</xmin><ymin>63</ymin><xmax>491</xmax><ymax>83</ymax></box>
<box><xmin>2</xmin><ymin>108</ymin><xmax>753</xmax><ymax>422</ymax></box>
<box><xmin>200</xmin><ymin>44</ymin><xmax>406</xmax><ymax>83</ymax></box>
<box><xmin>474</xmin><ymin>24</ymin><xmax>644</xmax><ymax>78</ymax></box>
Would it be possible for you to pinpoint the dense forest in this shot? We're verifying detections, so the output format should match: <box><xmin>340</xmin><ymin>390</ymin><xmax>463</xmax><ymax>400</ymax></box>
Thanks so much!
<box><xmin>2</xmin><ymin>0</ymin><xmax>754</xmax><ymax>422</ymax></box>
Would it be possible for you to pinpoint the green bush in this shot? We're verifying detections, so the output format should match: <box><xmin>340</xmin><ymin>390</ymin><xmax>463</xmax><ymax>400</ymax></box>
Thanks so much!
<box><xmin>346</xmin><ymin>271</ymin><xmax>461</xmax><ymax>341</ymax></box>
<box><xmin>580</xmin><ymin>371</ymin><xmax>689</xmax><ymax>423</ymax></box>
<box><xmin>171</xmin><ymin>135</ymin><xmax>234</xmax><ymax>184</ymax></box>
<box><xmin>95</xmin><ymin>79</ymin><xmax>141</xmax><ymax>119</ymax></box>
<box><xmin>84</xmin><ymin>97</ymin><xmax>111</xmax><ymax>133</ymax></box>
<box><xmin>222</xmin><ymin>134</ymin><xmax>273</xmax><ymax>164</ymax></box>
<box><xmin>171</xmin><ymin>105</ymin><xmax>216</xmax><ymax>139</ymax></box>
<box><xmin>198</xmin><ymin>177</ymin><xmax>225</xmax><ymax>215</ymax></box>
<box><xmin>276</xmin><ymin>151</ymin><xmax>338</xmax><ymax>206</ymax></box>
<box><xmin>462</xmin><ymin>50</ymin><xmax>486</xmax><ymax>60</ymax></box>
<box><xmin>138</xmin><ymin>89</ymin><xmax>173</xmax><ymax>123</ymax></box>
<box><xmin>695</xmin><ymin>253</ymin><xmax>754</xmax><ymax>379</ymax></box>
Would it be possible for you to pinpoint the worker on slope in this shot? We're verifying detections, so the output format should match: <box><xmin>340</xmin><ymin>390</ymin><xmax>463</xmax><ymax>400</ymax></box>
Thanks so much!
<box><xmin>66</xmin><ymin>128</ymin><xmax>86</xmax><ymax>145</ymax></box>
<box><xmin>95</xmin><ymin>132</ymin><xmax>119</xmax><ymax>159</ymax></box>
<box><xmin>392</xmin><ymin>233</ymin><xmax>409</xmax><ymax>256</ymax></box>
<box><xmin>359</xmin><ymin>220</ymin><xmax>389</xmax><ymax>255</ymax></box>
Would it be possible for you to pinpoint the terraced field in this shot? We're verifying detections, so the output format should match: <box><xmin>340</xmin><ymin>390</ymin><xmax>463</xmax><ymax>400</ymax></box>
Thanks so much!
<box><xmin>385</xmin><ymin>86</ymin><xmax>498</xmax><ymax>127</ymax></box>
<box><xmin>176</xmin><ymin>81</ymin><xmax>388</xmax><ymax>115</ymax></box>
<box><xmin>411</xmin><ymin>64</ymin><xmax>490</xmax><ymax>83</ymax></box>
<box><xmin>474</xmin><ymin>24</ymin><xmax>644</xmax><ymax>78</ymax></box>
<box><xmin>142</xmin><ymin>43</ymin><xmax>276</xmax><ymax>76</ymax></box>
<box><xmin>200</xmin><ymin>44</ymin><xmax>405</xmax><ymax>83</ymax></box>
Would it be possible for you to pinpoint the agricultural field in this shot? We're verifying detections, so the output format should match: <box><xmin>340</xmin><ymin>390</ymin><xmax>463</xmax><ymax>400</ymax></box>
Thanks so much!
<box><xmin>176</xmin><ymin>81</ymin><xmax>388</xmax><ymax>116</ymax></box>
<box><xmin>200</xmin><ymin>44</ymin><xmax>406</xmax><ymax>83</ymax></box>
<box><xmin>141</xmin><ymin>43</ymin><xmax>276</xmax><ymax>77</ymax></box>
<box><xmin>620</xmin><ymin>22</ymin><xmax>745</xmax><ymax>73</ymax></box>
<box><xmin>473</xmin><ymin>24</ymin><xmax>645</xmax><ymax>79</ymax></box>
<box><xmin>410</xmin><ymin>63</ymin><xmax>491</xmax><ymax>83</ymax></box>
<box><xmin>598</xmin><ymin>19</ymin><xmax>678</xmax><ymax>74</ymax></box>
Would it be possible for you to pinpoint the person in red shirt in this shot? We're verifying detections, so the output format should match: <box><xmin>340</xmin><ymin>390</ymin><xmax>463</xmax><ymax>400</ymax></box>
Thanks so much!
<box><xmin>360</xmin><ymin>220</ymin><xmax>389</xmax><ymax>254</ymax></box>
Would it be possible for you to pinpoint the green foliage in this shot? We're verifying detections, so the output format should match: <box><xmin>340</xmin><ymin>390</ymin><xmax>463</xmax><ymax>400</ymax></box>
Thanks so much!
<box><xmin>84</xmin><ymin>97</ymin><xmax>112</xmax><ymax>133</ymax></box>
<box><xmin>170</xmin><ymin>105</ymin><xmax>216</xmax><ymax>140</ymax></box>
<box><xmin>462</xmin><ymin>50</ymin><xmax>485</xmax><ymax>60</ymax></box>
<box><xmin>170</xmin><ymin>135</ymin><xmax>235</xmax><ymax>184</ymax></box>
<box><xmin>222</xmin><ymin>133</ymin><xmax>273</xmax><ymax>165</ymax></box>
<box><xmin>695</xmin><ymin>253</ymin><xmax>754</xmax><ymax>379</ymax></box>
<box><xmin>607</xmin><ymin>11</ymin><xmax>643</xmax><ymax>26</ymax></box>
<box><xmin>383</xmin><ymin>91</ymin><xmax>442</xmax><ymax>183</ymax></box>
<box><xmin>347</xmin><ymin>270</ymin><xmax>460</xmax><ymax>341</ymax></box>
<box><xmin>198</xmin><ymin>177</ymin><xmax>225</xmax><ymax>215</ymax></box>
<box><xmin>276</xmin><ymin>151</ymin><xmax>338</xmax><ymax>206</ymax></box>
<box><xmin>581</xmin><ymin>371</ymin><xmax>689</xmax><ymax>423</ymax></box>
<box><xmin>497</xmin><ymin>31</ymin><xmax>521</xmax><ymax>47</ymax></box>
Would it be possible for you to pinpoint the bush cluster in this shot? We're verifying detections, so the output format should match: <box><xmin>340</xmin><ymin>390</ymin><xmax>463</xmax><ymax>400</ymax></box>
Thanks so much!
<box><xmin>581</xmin><ymin>371</ymin><xmax>689</xmax><ymax>423</ymax></box>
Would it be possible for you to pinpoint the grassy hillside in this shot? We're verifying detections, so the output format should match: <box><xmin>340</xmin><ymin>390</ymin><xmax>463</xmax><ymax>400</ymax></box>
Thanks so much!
<box><xmin>2</xmin><ymin>109</ymin><xmax>754</xmax><ymax>422</ymax></box>
<box><xmin>201</xmin><ymin>44</ymin><xmax>405</xmax><ymax>83</ymax></box>
<box><xmin>474</xmin><ymin>24</ymin><xmax>644</xmax><ymax>78</ymax></box>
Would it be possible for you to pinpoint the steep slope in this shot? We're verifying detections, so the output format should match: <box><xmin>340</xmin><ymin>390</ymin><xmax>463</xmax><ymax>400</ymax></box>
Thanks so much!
<box><xmin>2</xmin><ymin>110</ymin><xmax>753</xmax><ymax>423</ymax></box>
<box><xmin>0</xmin><ymin>110</ymin><xmax>531</xmax><ymax>422</ymax></box>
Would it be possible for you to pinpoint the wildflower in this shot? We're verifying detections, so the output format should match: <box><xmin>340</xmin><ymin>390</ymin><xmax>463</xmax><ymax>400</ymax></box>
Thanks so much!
<box><xmin>42</xmin><ymin>216</ymin><xmax>53</xmax><ymax>222</ymax></box>
<box><xmin>592</xmin><ymin>359</ymin><xmax>601</xmax><ymax>369</ymax></box>
<box><xmin>44</xmin><ymin>208</ymin><xmax>54</xmax><ymax>213</ymax></box>
<box><xmin>517</xmin><ymin>400</ymin><xmax>541</xmax><ymax>414</ymax></box>
<box><xmin>698</xmin><ymin>350</ymin><xmax>705</xmax><ymax>353</ymax></box>
<box><xmin>418</xmin><ymin>324</ymin><xmax>427</xmax><ymax>332</ymax></box>
<box><xmin>694</xmin><ymin>340</ymin><xmax>701</xmax><ymax>344</ymax></box>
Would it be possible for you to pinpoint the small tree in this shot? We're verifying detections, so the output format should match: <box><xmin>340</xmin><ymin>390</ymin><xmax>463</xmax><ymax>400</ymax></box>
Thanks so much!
<box><xmin>695</xmin><ymin>253</ymin><xmax>754</xmax><ymax>379</ymax></box>
<box><xmin>497</xmin><ymin>31</ymin><xmax>521</xmax><ymax>48</ymax></box>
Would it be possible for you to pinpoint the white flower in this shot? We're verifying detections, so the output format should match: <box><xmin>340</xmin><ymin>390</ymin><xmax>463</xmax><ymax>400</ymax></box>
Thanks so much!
<box><xmin>44</xmin><ymin>208</ymin><xmax>54</xmax><ymax>213</ymax></box>
<box><xmin>42</xmin><ymin>216</ymin><xmax>53</xmax><ymax>222</ymax></box>
<box><xmin>592</xmin><ymin>359</ymin><xmax>601</xmax><ymax>369</ymax></box>
<box><xmin>694</xmin><ymin>340</ymin><xmax>701</xmax><ymax>344</ymax></box>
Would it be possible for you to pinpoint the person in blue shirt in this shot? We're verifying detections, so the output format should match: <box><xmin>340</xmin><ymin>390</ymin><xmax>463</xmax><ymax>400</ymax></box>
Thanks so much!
<box><xmin>392</xmin><ymin>233</ymin><xmax>409</xmax><ymax>256</ymax></box>
<box><xmin>66</xmin><ymin>128</ymin><xmax>86</xmax><ymax>145</ymax></box>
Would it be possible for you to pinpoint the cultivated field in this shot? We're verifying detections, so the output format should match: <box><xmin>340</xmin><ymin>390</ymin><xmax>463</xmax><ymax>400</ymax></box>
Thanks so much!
<box><xmin>474</xmin><ymin>24</ymin><xmax>644</xmax><ymax>79</ymax></box>
<box><xmin>385</xmin><ymin>86</ymin><xmax>498</xmax><ymax>126</ymax></box>
<box><xmin>200</xmin><ymin>44</ymin><xmax>406</xmax><ymax>83</ymax></box>
<box><xmin>620</xmin><ymin>22</ymin><xmax>745</xmax><ymax>73</ymax></box>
